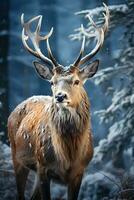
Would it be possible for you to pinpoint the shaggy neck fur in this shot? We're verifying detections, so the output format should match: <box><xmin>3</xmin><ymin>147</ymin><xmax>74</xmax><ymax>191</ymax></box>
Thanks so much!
<box><xmin>49</xmin><ymin>90</ymin><xmax>90</xmax><ymax>167</ymax></box>
<box><xmin>50</xmin><ymin>91</ymin><xmax>90</xmax><ymax>136</ymax></box>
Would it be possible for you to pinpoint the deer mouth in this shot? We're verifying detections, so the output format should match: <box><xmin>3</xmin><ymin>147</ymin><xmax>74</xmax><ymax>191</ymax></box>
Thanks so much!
<box><xmin>55</xmin><ymin>100</ymin><xmax>71</xmax><ymax>107</ymax></box>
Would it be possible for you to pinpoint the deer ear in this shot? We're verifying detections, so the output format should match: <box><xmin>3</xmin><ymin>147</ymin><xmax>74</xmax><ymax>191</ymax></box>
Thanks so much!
<box><xmin>79</xmin><ymin>60</ymin><xmax>99</xmax><ymax>82</ymax></box>
<box><xmin>33</xmin><ymin>61</ymin><xmax>53</xmax><ymax>80</ymax></box>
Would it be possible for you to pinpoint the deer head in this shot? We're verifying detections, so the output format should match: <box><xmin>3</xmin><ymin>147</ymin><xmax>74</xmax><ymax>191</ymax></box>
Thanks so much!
<box><xmin>21</xmin><ymin>3</ymin><xmax>109</xmax><ymax>108</ymax></box>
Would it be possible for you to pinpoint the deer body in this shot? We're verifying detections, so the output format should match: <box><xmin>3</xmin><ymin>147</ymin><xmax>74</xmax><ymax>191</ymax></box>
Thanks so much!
<box><xmin>8</xmin><ymin>4</ymin><xmax>109</xmax><ymax>200</ymax></box>
<box><xmin>8</xmin><ymin>92</ymin><xmax>93</xmax><ymax>176</ymax></box>
<box><xmin>8</xmin><ymin>93</ymin><xmax>93</xmax><ymax>199</ymax></box>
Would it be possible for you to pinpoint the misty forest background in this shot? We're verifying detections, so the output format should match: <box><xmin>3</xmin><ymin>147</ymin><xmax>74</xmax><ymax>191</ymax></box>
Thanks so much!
<box><xmin>0</xmin><ymin>0</ymin><xmax>134</xmax><ymax>199</ymax></box>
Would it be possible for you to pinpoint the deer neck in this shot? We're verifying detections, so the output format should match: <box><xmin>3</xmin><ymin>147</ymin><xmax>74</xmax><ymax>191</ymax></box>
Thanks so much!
<box><xmin>50</xmin><ymin>93</ymin><xmax>90</xmax><ymax>136</ymax></box>
<box><xmin>49</xmin><ymin>93</ymin><xmax>90</xmax><ymax>168</ymax></box>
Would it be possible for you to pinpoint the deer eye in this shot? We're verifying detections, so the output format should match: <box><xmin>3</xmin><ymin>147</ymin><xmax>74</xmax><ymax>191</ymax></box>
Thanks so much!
<box><xmin>74</xmin><ymin>80</ymin><xmax>80</xmax><ymax>85</ymax></box>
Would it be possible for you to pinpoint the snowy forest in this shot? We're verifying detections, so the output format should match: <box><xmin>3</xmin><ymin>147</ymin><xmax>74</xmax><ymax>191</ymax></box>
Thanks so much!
<box><xmin>0</xmin><ymin>0</ymin><xmax>134</xmax><ymax>199</ymax></box>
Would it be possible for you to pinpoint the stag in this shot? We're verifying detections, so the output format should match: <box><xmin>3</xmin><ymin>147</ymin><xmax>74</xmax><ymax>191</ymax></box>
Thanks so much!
<box><xmin>8</xmin><ymin>4</ymin><xmax>109</xmax><ymax>200</ymax></box>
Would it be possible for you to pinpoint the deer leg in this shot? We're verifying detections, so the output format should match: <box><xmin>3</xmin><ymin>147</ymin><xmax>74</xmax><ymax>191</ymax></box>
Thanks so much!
<box><xmin>67</xmin><ymin>174</ymin><xmax>83</xmax><ymax>200</ymax></box>
<box><xmin>36</xmin><ymin>164</ymin><xmax>51</xmax><ymax>200</ymax></box>
<box><xmin>13</xmin><ymin>161</ymin><xmax>29</xmax><ymax>200</ymax></box>
<box><xmin>31</xmin><ymin>179</ymin><xmax>51</xmax><ymax>200</ymax></box>
<box><xmin>30</xmin><ymin>188</ymin><xmax>41</xmax><ymax>200</ymax></box>
<box><xmin>39</xmin><ymin>176</ymin><xmax>51</xmax><ymax>200</ymax></box>
<box><xmin>30</xmin><ymin>174</ymin><xmax>41</xmax><ymax>200</ymax></box>
<box><xmin>10</xmin><ymin>143</ymin><xmax>30</xmax><ymax>200</ymax></box>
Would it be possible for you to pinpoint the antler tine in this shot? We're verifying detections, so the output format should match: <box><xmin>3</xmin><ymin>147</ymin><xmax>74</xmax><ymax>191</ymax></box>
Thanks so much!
<box><xmin>46</xmin><ymin>35</ymin><xmax>59</xmax><ymax>67</ymax></box>
<box><xmin>35</xmin><ymin>15</ymin><xmax>42</xmax><ymax>35</ymax></box>
<box><xmin>21</xmin><ymin>14</ymin><xmax>41</xmax><ymax>58</ymax></box>
<box><xmin>73</xmin><ymin>25</ymin><xmax>85</xmax><ymax>67</ymax></box>
<box><xmin>102</xmin><ymin>3</ymin><xmax>110</xmax><ymax>34</ymax></box>
<box><xmin>21</xmin><ymin>14</ymin><xmax>56</xmax><ymax>67</ymax></box>
<box><xmin>77</xmin><ymin>4</ymin><xmax>110</xmax><ymax>66</ymax></box>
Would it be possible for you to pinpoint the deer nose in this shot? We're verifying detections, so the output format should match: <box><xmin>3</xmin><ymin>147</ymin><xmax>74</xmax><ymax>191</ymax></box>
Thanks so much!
<box><xmin>55</xmin><ymin>93</ymin><xmax>67</xmax><ymax>103</ymax></box>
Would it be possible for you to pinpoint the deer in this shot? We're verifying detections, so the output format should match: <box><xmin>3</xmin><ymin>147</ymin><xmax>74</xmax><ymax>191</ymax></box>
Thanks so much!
<box><xmin>8</xmin><ymin>4</ymin><xmax>109</xmax><ymax>200</ymax></box>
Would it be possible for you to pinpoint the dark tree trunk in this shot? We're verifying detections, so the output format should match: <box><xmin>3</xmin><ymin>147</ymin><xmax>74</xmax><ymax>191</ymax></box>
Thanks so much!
<box><xmin>0</xmin><ymin>0</ymin><xmax>9</xmax><ymax>142</ymax></box>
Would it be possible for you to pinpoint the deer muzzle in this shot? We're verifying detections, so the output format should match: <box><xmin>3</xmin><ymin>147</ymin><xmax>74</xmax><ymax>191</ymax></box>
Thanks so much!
<box><xmin>55</xmin><ymin>92</ymin><xmax>67</xmax><ymax>103</ymax></box>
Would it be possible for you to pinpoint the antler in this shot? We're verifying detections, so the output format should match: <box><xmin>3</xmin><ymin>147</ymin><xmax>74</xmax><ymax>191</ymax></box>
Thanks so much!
<box><xmin>21</xmin><ymin>14</ymin><xmax>59</xmax><ymax>67</ymax></box>
<box><xmin>73</xmin><ymin>32</ymin><xmax>85</xmax><ymax>67</ymax></box>
<box><xmin>73</xmin><ymin>3</ymin><xmax>110</xmax><ymax>67</ymax></box>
